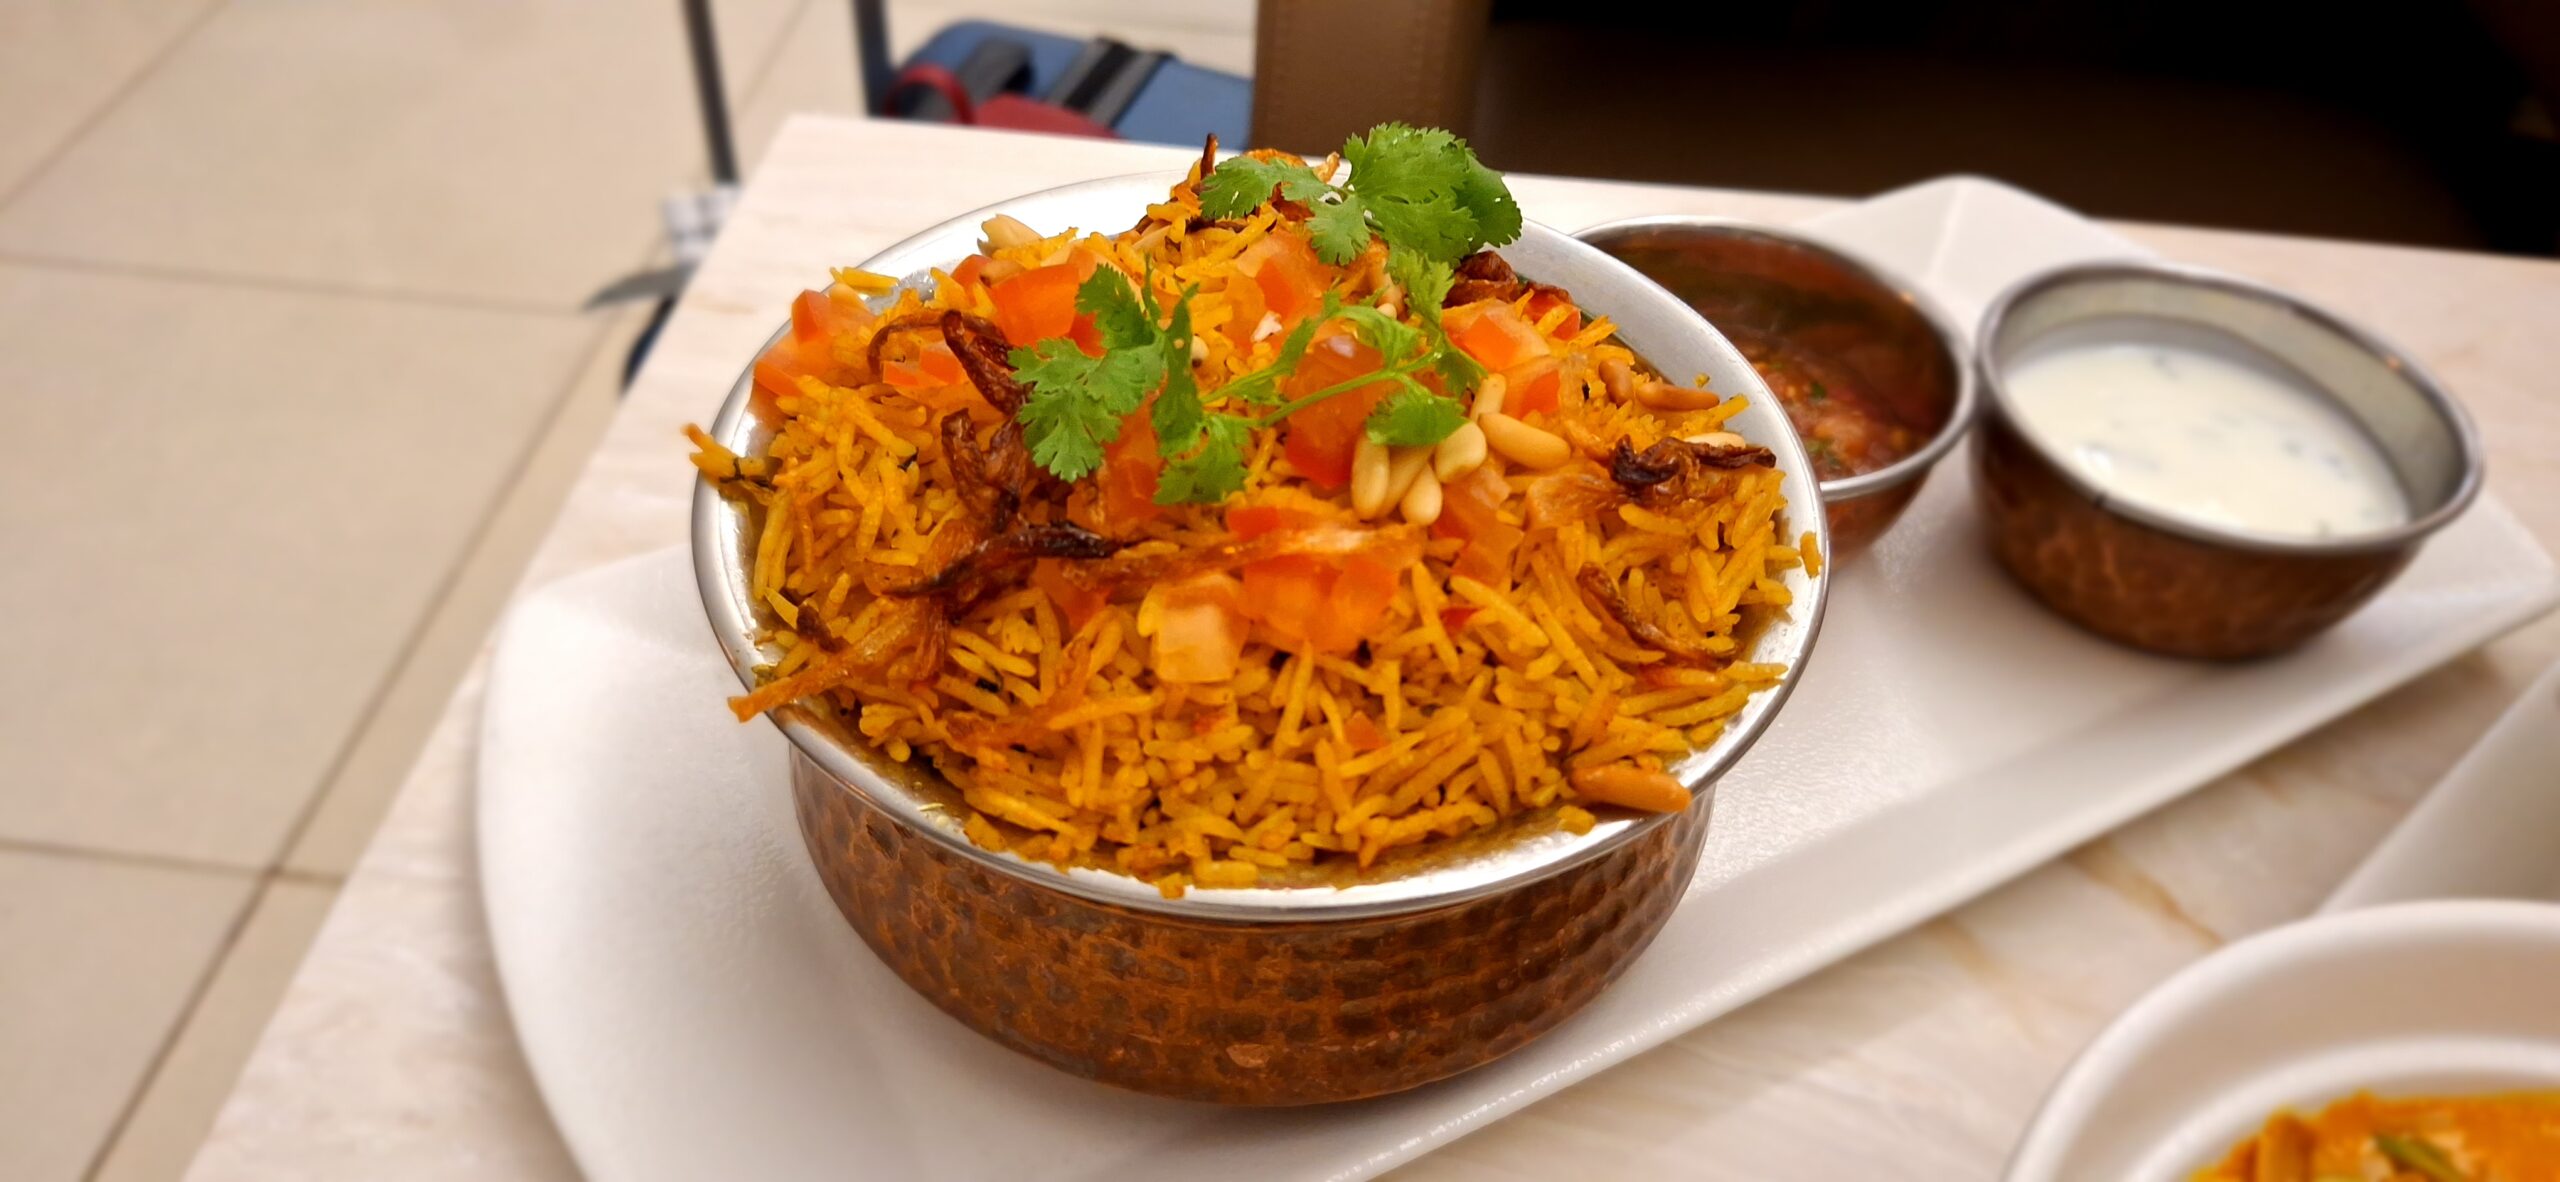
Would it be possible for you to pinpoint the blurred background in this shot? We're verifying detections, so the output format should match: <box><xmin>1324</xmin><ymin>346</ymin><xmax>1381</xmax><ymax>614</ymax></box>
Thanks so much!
<box><xmin>1</xmin><ymin>1</ymin><xmax>2553</xmax><ymax>1179</ymax></box>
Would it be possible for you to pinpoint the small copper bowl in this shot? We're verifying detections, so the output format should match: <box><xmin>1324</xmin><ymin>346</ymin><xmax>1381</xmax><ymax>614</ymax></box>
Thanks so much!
<box><xmin>1575</xmin><ymin>217</ymin><xmax>1974</xmax><ymax>553</ymax></box>
<box><xmin>692</xmin><ymin>174</ymin><xmax>1830</xmax><ymax>1105</ymax></box>
<box><xmin>1973</xmin><ymin>261</ymin><xmax>2484</xmax><ymax>659</ymax></box>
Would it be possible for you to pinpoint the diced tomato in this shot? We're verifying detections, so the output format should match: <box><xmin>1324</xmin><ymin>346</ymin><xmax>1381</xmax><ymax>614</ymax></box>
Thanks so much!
<box><xmin>989</xmin><ymin>253</ymin><xmax>1106</xmax><ymax>352</ymax></box>
<box><xmin>1525</xmin><ymin>287</ymin><xmax>1583</xmax><ymax>338</ymax></box>
<box><xmin>1445</xmin><ymin>301</ymin><xmax>1551</xmax><ymax>373</ymax></box>
<box><xmin>1504</xmin><ymin>355</ymin><xmax>1563</xmax><ymax>417</ymax></box>
<box><xmin>1310</xmin><ymin>557</ymin><xmax>1398</xmax><ymax>652</ymax></box>
<box><xmin>1225</xmin><ymin>504</ymin><xmax>1312</xmax><ymax>538</ymax></box>
<box><xmin>1435</xmin><ymin>465</ymin><xmax>1522</xmax><ymax>587</ymax></box>
<box><xmin>790</xmin><ymin>289</ymin><xmax>837</xmax><ymax>345</ymax></box>
<box><xmin>753</xmin><ymin>336</ymin><xmax>834</xmax><ymax>400</ymax></box>
<box><xmin>1344</xmin><ymin>713</ymin><xmax>1388</xmax><ymax>752</ymax></box>
<box><xmin>1237</xmin><ymin>230</ymin><xmax>1330</xmax><ymax>324</ymax></box>
<box><xmin>1240</xmin><ymin>553</ymin><xmax>1332</xmax><ymax>650</ymax></box>
<box><xmin>1225</xmin><ymin>504</ymin><xmax>1402</xmax><ymax>654</ymax></box>
<box><xmin>757</xmin><ymin>286</ymin><xmax>864</xmax><ymax>398</ymax></box>
<box><xmin>950</xmin><ymin>254</ymin><xmax>991</xmax><ymax>290</ymax></box>
<box><xmin>1153</xmin><ymin>572</ymin><xmax>1248</xmax><ymax>683</ymax></box>
<box><xmin>1217</xmin><ymin>270</ymin><xmax>1268</xmax><ymax>355</ymax></box>
<box><xmin>1440</xmin><ymin>605</ymin><xmax>1481</xmax><ymax>633</ymax></box>
<box><xmin>882</xmin><ymin>340</ymin><xmax>964</xmax><ymax>388</ymax></box>
<box><xmin>1279</xmin><ymin>332</ymin><xmax>1392</xmax><ymax>490</ymax></box>
<box><xmin>1031</xmin><ymin>559</ymin><xmax>1108</xmax><ymax>631</ymax></box>
<box><xmin>1099</xmin><ymin>416</ymin><xmax>1163</xmax><ymax>527</ymax></box>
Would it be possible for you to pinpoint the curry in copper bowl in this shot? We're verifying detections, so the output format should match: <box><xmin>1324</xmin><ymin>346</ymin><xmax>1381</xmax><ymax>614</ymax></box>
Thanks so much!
<box><xmin>1576</xmin><ymin>217</ymin><xmax>1974</xmax><ymax>552</ymax></box>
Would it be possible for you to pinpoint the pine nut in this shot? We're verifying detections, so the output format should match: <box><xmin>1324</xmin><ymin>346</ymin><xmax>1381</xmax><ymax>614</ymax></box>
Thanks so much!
<box><xmin>1433</xmin><ymin>420</ymin><xmax>1487</xmax><ymax>481</ymax></box>
<box><xmin>1684</xmin><ymin>430</ymin><xmax>1747</xmax><ymax>448</ymax></box>
<box><xmin>1188</xmin><ymin>334</ymin><xmax>1209</xmax><ymax>365</ymax></box>
<box><xmin>1383</xmin><ymin>444</ymin><xmax>1434</xmax><ymax>507</ymax></box>
<box><xmin>1480</xmin><ymin>413</ymin><xmax>1572</xmax><ymax>469</ymax></box>
<box><xmin>1632</xmin><ymin>379</ymin><xmax>1720</xmax><ymax>412</ymax></box>
<box><xmin>1401</xmin><ymin>468</ymin><xmax>1444</xmax><ymax>526</ymax></box>
<box><xmin>1251</xmin><ymin>311</ymin><xmax>1284</xmax><ymax>342</ymax></box>
<box><xmin>979</xmin><ymin>214</ymin><xmax>1040</xmax><ymax>251</ymax></box>
<box><xmin>1470</xmin><ymin>372</ymin><xmax>1508</xmax><ymax>421</ymax></box>
<box><xmin>1569</xmin><ymin>765</ymin><xmax>1693</xmax><ymax>812</ymax></box>
<box><xmin>1350</xmin><ymin>436</ymin><xmax>1393</xmax><ymax>518</ymax></box>
<box><xmin>1599</xmin><ymin>358</ymin><xmax>1636</xmax><ymax>401</ymax></box>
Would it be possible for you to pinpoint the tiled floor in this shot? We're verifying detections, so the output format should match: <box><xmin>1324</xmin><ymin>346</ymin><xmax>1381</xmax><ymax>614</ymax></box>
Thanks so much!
<box><xmin>0</xmin><ymin>1</ymin><xmax>1254</xmax><ymax>1178</ymax></box>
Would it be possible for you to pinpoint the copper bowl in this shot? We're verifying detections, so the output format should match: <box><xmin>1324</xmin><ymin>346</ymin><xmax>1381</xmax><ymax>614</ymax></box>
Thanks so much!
<box><xmin>1575</xmin><ymin>217</ymin><xmax>1974</xmax><ymax>554</ymax></box>
<box><xmin>691</xmin><ymin>174</ymin><xmax>1829</xmax><ymax>1105</ymax></box>
<box><xmin>1973</xmin><ymin>261</ymin><xmax>2484</xmax><ymax>659</ymax></box>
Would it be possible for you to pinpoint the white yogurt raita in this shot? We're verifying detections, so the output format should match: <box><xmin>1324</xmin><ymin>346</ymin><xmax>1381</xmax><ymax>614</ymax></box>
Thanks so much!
<box><xmin>2003</xmin><ymin>331</ymin><xmax>2409</xmax><ymax>538</ymax></box>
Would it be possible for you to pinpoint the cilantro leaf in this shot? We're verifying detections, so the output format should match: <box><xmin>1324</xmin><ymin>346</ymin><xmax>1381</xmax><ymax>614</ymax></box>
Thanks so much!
<box><xmin>1075</xmin><ymin>268</ymin><xmax>1153</xmax><ymax>349</ymax></box>
<box><xmin>1364</xmin><ymin>384</ymin><xmax>1468</xmax><ymax>447</ymax></box>
<box><xmin>1452</xmin><ymin>156</ymin><xmax>1523</xmax><ymax>250</ymax></box>
<box><xmin>1385</xmin><ymin>246</ymin><xmax>1481</xmax><ymax>396</ymax></box>
<box><xmin>1202</xmin><ymin>124</ymin><xmax>1521</xmax><ymax>267</ymax></box>
<box><xmin>1150</xmin><ymin>298</ymin><xmax>1204</xmax><ymax>450</ymax></box>
<box><xmin>1387</xmin><ymin>247</ymin><xmax>1456</xmax><ymax>322</ymax></box>
<box><xmin>1198</xmin><ymin>156</ymin><xmax>1328</xmax><ymax>219</ymax></box>
<box><xmin>1337</xmin><ymin>122</ymin><xmax>1520</xmax><ymax>263</ymax></box>
<box><xmin>1010</xmin><ymin>340</ymin><xmax>1161</xmax><ymax>481</ymax></box>
<box><xmin>1305</xmin><ymin>196</ymin><xmax>1373</xmax><ymax>266</ymax></box>
<box><xmin>1433</xmin><ymin>345</ymin><xmax>1486</xmax><ymax>396</ymax></box>
<box><xmin>1221</xmin><ymin>294</ymin><xmax>1338</xmax><ymax>405</ymax></box>
<box><xmin>1155</xmin><ymin>414</ymin><xmax>1254</xmax><ymax>504</ymax></box>
<box><xmin>1332</xmin><ymin>303</ymin><xmax>1424</xmax><ymax>363</ymax></box>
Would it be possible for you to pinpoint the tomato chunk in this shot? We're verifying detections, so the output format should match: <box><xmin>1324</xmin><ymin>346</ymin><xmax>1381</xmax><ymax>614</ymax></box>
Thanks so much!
<box><xmin>1238</xmin><ymin>230</ymin><xmax>1330</xmax><ymax>324</ymax></box>
<box><xmin>1310</xmin><ymin>556</ymin><xmax>1399</xmax><ymax>652</ymax></box>
<box><xmin>1504</xmin><ymin>355</ymin><xmax>1562</xmax><ymax>417</ymax></box>
<box><xmin>1525</xmin><ymin>287</ymin><xmax>1583</xmax><ymax>337</ymax></box>
<box><xmin>1153</xmin><ymin>572</ymin><xmax>1249</xmax><ymax>683</ymax></box>
<box><xmin>1446</xmin><ymin>301</ymin><xmax>1550</xmax><ymax>372</ymax></box>
<box><xmin>988</xmin><ymin>253</ymin><xmax>1105</xmax><ymax>352</ymax></box>
<box><xmin>1100</xmin><ymin>415</ymin><xmax>1163</xmax><ymax>527</ymax></box>
<box><xmin>1279</xmin><ymin>333</ymin><xmax>1392</xmax><ymax>490</ymax></box>
<box><xmin>881</xmin><ymin>340</ymin><xmax>963</xmax><ymax>388</ymax></box>
<box><xmin>1031</xmin><ymin>559</ymin><xmax>1108</xmax><ymax>631</ymax></box>
<box><xmin>1226</xmin><ymin>505</ymin><xmax>1397</xmax><ymax>654</ymax></box>
<box><xmin>1434</xmin><ymin>465</ymin><xmax>1522</xmax><ymax>587</ymax></box>
<box><xmin>753</xmin><ymin>336</ymin><xmax>833</xmax><ymax>399</ymax></box>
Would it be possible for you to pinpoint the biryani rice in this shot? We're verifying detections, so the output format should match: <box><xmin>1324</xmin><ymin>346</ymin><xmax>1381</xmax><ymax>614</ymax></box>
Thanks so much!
<box><xmin>690</xmin><ymin>154</ymin><xmax>1814</xmax><ymax>897</ymax></box>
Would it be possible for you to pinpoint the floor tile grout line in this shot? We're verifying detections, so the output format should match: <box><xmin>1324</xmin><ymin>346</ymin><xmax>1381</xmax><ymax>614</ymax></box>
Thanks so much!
<box><xmin>0</xmin><ymin>0</ymin><xmax>230</xmax><ymax>217</ymax></box>
<box><xmin>77</xmin><ymin>868</ymin><xmax>273</xmax><ymax>1182</ymax></box>
<box><xmin>0</xmin><ymin>251</ymin><xmax>584</xmax><ymax>318</ymax></box>
<box><xmin>259</xmin><ymin>235</ymin><xmax>664</xmax><ymax>872</ymax></box>
<box><xmin>0</xmin><ymin>835</ymin><xmax>258</xmax><ymax>881</ymax></box>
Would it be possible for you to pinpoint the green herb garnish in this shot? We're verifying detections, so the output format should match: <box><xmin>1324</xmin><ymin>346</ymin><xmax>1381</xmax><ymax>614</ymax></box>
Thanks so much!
<box><xmin>1365</xmin><ymin>386</ymin><xmax>1470</xmax><ymax>446</ymax></box>
<box><xmin>1199</xmin><ymin>123</ymin><xmax>1521</xmax><ymax>265</ymax></box>
<box><xmin>1010</xmin><ymin>124</ymin><xmax>1515</xmax><ymax>499</ymax></box>
<box><xmin>2374</xmin><ymin>1133</ymin><xmax>2466</xmax><ymax>1182</ymax></box>
<box><xmin>1009</xmin><ymin>270</ymin><xmax>1165</xmax><ymax>481</ymax></box>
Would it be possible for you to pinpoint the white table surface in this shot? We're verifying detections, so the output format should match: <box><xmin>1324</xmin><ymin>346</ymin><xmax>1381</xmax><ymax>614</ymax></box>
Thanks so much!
<box><xmin>185</xmin><ymin>115</ymin><xmax>2560</xmax><ymax>1181</ymax></box>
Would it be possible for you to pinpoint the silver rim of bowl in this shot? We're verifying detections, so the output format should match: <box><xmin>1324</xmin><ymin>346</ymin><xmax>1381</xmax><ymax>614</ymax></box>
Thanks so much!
<box><xmin>1572</xmin><ymin>214</ymin><xmax>1980</xmax><ymax>505</ymax></box>
<box><xmin>689</xmin><ymin>171</ymin><xmax>1833</xmax><ymax>921</ymax></box>
<box><xmin>1974</xmin><ymin>258</ymin><xmax>2486</xmax><ymax>557</ymax></box>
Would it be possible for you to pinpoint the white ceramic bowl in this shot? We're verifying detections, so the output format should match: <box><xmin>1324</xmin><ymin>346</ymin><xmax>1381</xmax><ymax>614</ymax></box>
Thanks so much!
<box><xmin>2004</xmin><ymin>899</ymin><xmax>2560</xmax><ymax>1181</ymax></box>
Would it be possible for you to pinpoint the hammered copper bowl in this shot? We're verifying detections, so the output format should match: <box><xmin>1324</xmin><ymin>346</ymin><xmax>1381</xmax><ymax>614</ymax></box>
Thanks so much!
<box><xmin>692</xmin><ymin>174</ymin><xmax>1829</xmax><ymax>1105</ymax></box>
<box><xmin>1973</xmin><ymin>261</ymin><xmax>2483</xmax><ymax>659</ymax></box>
<box><xmin>1575</xmin><ymin>217</ymin><xmax>1973</xmax><ymax>554</ymax></box>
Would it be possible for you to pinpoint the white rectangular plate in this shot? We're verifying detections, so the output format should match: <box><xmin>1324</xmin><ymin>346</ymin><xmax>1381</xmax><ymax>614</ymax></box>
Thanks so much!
<box><xmin>476</xmin><ymin>178</ymin><xmax>2560</xmax><ymax>1182</ymax></box>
